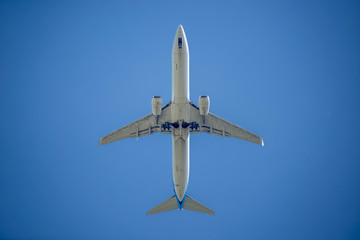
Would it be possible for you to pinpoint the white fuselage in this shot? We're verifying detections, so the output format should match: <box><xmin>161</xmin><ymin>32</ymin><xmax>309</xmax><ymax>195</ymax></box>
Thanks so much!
<box><xmin>171</xmin><ymin>25</ymin><xmax>190</xmax><ymax>203</ymax></box>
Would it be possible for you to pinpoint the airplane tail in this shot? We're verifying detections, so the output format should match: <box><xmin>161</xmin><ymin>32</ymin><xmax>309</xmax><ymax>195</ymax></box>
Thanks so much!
<box><xmin>146</xmin><ymin>195</ymin><xmax>178</xmax><ymax>215</ymax></box>
<box><xmin>147</xmin><ymin>195</ymin><xmax>214</xmax><ymax>215</ymax></box>
<box><xmin>182</xmin><ymin>195</ymin><xmax>215</xmax><ymax>215</ymax></box>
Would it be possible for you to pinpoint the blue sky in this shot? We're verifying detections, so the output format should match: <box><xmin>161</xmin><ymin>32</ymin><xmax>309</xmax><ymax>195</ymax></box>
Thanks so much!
<box><xmin>1</xmin><ymin>0</ymin><xmax>359</xmax><ymax>239</ymax></box>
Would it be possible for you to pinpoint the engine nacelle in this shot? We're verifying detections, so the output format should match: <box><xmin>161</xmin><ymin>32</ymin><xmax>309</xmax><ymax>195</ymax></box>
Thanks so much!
<box><xmin>152</xmin><ymin>96</ymin><xmax>162</xmax><ymax>115</ymax></box>
<box><xmin>199</xmin><ymin>95</ymin><xmax>210</xmax><ymax>115</ymax></box>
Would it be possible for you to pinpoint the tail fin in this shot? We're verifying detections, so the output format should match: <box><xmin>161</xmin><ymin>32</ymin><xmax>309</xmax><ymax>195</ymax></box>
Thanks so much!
<box><xmin>183</xmin><ymin>195</ymin><xmax>215</xmax><ymax>215</ymax></box>
<box><xmin>147</xmin><ymin>195</ymin><xmax>215</xmax><ymax>215</ymax></box>
<box><xmin>147</xmin><ymin>195</ymin><xmax>178</xmax><ymax>215</ymax></box>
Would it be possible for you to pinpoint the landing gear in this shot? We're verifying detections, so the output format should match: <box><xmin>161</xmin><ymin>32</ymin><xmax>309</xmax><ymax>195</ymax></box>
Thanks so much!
<box><xmin>189</xmin><ymin>122</ymin><xmax>199</xmax><ymax>131</ymax></box>
<box><xmin>162</xmin><ymin>121</ymin><xmax>199</xmax><ymax>132</ymax></box>
<box><xmin>162</xmin><ymin>122</ymin><xmax>172</xmax><ymax>131</ymax></box>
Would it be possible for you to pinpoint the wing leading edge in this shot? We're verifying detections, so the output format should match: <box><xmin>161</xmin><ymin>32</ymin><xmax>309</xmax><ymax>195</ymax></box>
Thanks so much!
<box><xmin>189</xmin><ymin>101</ymin><xmax>264</xmax><ymax>146</ymax></box>
<box><xmin>99</xmin><ymin>102</ymin><xmax>172</xmax><ymax>145</ymax></box>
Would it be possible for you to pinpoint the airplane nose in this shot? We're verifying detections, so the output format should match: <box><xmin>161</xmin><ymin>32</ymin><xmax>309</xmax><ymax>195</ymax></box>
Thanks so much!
<box><xmin>173</xmin><ymin>24</ymin><xmax>188</xmax><ymax>54</ymax></box>
<box><xmin>177</xmin><ymin>25</ymin><xmax>184</xmax><ymax>34</ymax></box>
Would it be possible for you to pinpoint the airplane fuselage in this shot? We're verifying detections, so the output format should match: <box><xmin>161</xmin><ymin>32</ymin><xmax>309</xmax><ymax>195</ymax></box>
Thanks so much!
<box><xmin>171</xmin><ymin>26</ymin><xmax>190</xmax><ymax>205</ymax></box>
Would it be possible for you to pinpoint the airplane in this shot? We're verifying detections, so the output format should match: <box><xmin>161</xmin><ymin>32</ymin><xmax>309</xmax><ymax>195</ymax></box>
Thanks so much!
<box><xmin>99</xmin><ymin>25</ymin><xmax>264</xmax><ymax>215</ymax></box>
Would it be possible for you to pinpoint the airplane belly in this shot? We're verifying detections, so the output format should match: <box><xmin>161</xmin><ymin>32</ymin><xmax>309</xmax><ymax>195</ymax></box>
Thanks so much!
<box><xmin>172</xmin><ymin>134</ymin><xmax>189</xmax><ymax>202</ymax></box>
<box><xmin>172</xmin><ymin>54</ymin><xmax>189</xmax><ymax>103</ymax></box>
<box><xmin>170</xmin><ymin>25</ymin><xmax>191</xmax><ymax>204</ymax></box>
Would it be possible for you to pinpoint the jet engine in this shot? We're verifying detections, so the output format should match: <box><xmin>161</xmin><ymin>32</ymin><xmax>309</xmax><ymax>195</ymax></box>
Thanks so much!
<box><xmin>152</xmin><ymin>96</ymin><xmax>162</xmax><ymax>115</ymax></box>
<box><xmin>199</xmin><ymin>95</ymin><xmax>210</xmax><ymax>115</ymax></box>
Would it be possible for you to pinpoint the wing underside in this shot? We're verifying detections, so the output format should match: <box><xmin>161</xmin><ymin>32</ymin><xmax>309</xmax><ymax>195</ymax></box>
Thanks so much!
<box><xmin>189</xmin><ymin>101</ymin><xmax>263</xmax><ymax>145</ymax></box>
<box><xmin>99</xmin><ymin>102</ymin><xmax>172</xmax><ymax>145</ymax></box>
<box><xmin>99</xmin><ymin>101</ymin><xmax>263</xmax><ymax>145</ymax></box>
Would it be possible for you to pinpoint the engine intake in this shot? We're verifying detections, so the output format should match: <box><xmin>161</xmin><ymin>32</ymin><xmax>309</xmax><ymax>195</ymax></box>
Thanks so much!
<box><xmin>152</xmin><ymin>96</ymin><xmax>162</xmax><ymax>115</ymax></box>
<box><xmin>199</xmin><ymin>95</ymin><xmax>210</xmax><ymax>115</ymax></box>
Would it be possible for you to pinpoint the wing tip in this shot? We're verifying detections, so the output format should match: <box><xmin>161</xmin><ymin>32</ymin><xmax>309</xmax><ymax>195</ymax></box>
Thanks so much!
<box><xmin>98</xmin><ymin>138</ymin><xmax>105</xmax><ymax>146</ymax></box>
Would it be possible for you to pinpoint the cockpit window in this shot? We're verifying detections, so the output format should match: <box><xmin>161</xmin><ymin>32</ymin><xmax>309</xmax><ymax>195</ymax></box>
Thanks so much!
<box><xmin>178</xmin><ymin>38</ymin><xmax>182</xmax><ymax>49</ymax></box>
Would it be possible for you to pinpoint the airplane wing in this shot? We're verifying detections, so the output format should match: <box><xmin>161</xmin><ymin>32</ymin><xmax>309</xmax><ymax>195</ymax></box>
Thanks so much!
<box><xmin>189</xmin><ymin>101</ymin><xmax>264</xmax><ymax>145</ymax></box>
<box><xmin>99</xmin><ymin>102</ymin><xmax>172</xmax><ymax>145</ymax></box>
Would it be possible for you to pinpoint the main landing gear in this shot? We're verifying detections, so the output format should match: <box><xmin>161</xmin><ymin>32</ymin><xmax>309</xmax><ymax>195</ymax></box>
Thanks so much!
<box><xmin>161</xmin><ymin>121</ymin><xmax>199</xmax><ymax>131</ymax></box>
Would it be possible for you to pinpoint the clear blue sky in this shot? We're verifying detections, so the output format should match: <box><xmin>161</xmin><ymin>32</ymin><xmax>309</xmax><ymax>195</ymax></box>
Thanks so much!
<box><xmin>1</xmin><ymin>1</ymin><xmax>359</xmax><ymax>239</ymax></box>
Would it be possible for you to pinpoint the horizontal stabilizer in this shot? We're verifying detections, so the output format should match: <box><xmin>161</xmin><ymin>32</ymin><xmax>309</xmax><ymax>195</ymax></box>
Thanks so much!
<box><xmin>183</xmin><ymin>195</ymin><xmax>215</xmax><ymax>215</ymax></box>
<box><xmin>147</xmin><ymin>195</ymin><xmax>178</xmax><ymax>215</ymax></box>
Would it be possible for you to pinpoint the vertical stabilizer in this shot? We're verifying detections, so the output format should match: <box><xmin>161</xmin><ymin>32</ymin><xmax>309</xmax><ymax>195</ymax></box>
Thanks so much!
<box><xmin>147</xmin><ymin>195</ymin><xmax>178</xmax><ymax>215</ymax></box>
<box><xmin>183</xmin><ymin>195</ymin><xmax>215</xmax><ymax>215</ymax></box>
